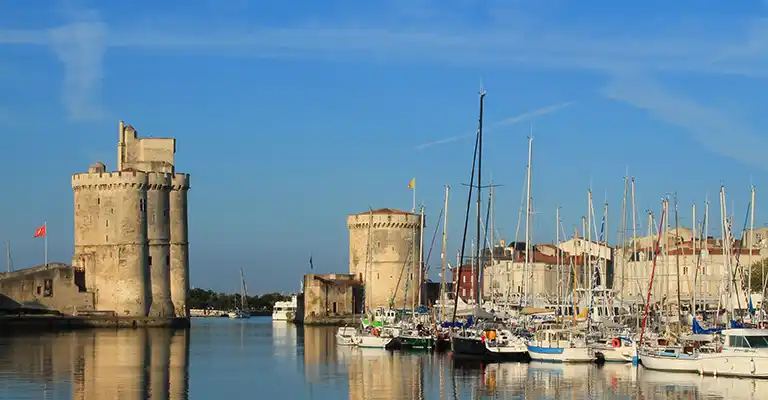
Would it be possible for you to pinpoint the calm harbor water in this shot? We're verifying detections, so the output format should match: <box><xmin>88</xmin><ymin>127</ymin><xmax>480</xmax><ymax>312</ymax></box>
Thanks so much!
<box><xmin>0</xmin><ymin>317</ymin><xmax>765</xmax><ymax>399</ymax></box>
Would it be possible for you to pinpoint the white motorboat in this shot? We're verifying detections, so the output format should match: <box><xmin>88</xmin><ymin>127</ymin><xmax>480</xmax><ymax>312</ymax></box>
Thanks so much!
<box><xmin>272</xmin><ymin>295</ymin><xmax>298</xmax><ymax>321</ymax></box>
<box><xmin>527</xmin><ymin>328</ymin><xmax>595</xmax><ymax>363</ymax></box>
<box><xmin>228</xmin><ymin>309</ymin><xmax>250</xmax><ymax>319</ymax></box>
<box><xmin>698</xmin><ymin>328</ymin><xmax>768</xmax><ymax>378</ymax></box>
<box><xmin>335</xmin><ymin>326</ymin><xmax>359</xmax><ymax>346</ymax></box>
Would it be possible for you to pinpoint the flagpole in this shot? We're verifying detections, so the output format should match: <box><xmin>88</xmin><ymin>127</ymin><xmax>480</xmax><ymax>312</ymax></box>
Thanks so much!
<box><xmin>412</xmin><ymin>181</ymin><xmax>416</xmax><ymax>213</ymax></box>
<box><xmin>44</xmin><ymin>221</ymin><xmax>48</xmax><ymax>267</ymax></box>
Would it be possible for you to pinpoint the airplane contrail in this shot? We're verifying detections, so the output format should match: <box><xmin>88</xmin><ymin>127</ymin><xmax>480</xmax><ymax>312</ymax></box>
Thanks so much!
<box><xmin>414</xmin><ymin>101</ymin><xmax>573</xmax><ymax>150</ymax></box>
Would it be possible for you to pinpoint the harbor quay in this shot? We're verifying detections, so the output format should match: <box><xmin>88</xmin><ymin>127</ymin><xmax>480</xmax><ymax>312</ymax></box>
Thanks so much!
<box><xmin>0</xmin><ymin>121</ymin><xmax>191</xmax><ymax>329</ymax></box>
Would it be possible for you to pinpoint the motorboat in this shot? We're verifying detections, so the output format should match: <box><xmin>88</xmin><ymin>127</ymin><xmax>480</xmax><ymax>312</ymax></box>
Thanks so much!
<box><xmin>272</xmin><ymin>295</ymin><xmax>298</xmax><ymax>321</ymax></box>
<box><xmin>698</xmin><ymin>328</ymin><xmax>768</xmax><ymax>378</ymax></box>
<box><xmin>451</xmin><ymin>321</ymin><xmax>529</xmax><ymax>361</ymax></box>
<box><xmin>335</xmin><ymin>326</ymin><xmax>359</xmax><ymax>346</ymax></box>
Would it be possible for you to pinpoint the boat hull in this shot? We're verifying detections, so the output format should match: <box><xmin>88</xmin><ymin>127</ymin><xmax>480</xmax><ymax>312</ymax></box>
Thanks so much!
<box><xmin>591</xmin><ymin>345</ymin><xmax>637</xmax><ymax>363</ymax></box>
<box><xmin>272</xmin><ymin>310</ymin><xmax>294</xmax><ymax>321</ymax></box>
<box><xmin>400</xmin><ymin>336</ymin><xmax>435</xmax><ymax>350</ymax></box>
<box><xmin>358</xmin><ymin>335</ymin><xmax>394</xmax><ymax>349</ymax></box>
<box><xmin>638</xmin><ymin>352</ymin><xmax>699</xmax><ymax>372</ymax></box>
<box><xmin>698</xmin><ymin>352</ymin><xmax>768</xmax><ymax>378</ymax></box>
<box><xmin>451</xmin><ymin>336</ymin><xmax>529</xmax><ymax>362</ymax></box>
<box><xmin>527</xmin><ymin>345</ymin><xmax>593</xmax><ymax>363</ymax></box>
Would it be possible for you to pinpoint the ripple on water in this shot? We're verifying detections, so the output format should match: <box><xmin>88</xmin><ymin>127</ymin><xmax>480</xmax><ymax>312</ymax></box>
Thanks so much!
<box><xmin>0</xmin><ymin>318</ymin><xmax>766</xmax><ymax>399</ymax></box>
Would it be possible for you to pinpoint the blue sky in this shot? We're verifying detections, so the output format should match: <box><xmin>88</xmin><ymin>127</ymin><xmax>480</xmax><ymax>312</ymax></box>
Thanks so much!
<box><xmin>1</xmin><ymin>1</ymin><xmax>768</xmax><ymax>293</ymax></box>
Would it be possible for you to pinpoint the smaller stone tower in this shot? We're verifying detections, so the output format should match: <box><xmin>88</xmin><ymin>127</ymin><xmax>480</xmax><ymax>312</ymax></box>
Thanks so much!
<box><xmin>347</xmin><ymin>208</ymin><xmax>423</xmax><ymax>310</ymax></box>
<box><xmin>169</xmin><ymin>173</ymin><xmax>190</xmax><ymax>318</ymax></box>
<box><xmin>72</xmin><ymin>167</ymin><xmax>150</xmax><ymax>316</ymax></box>
<box><xmin>146</xmin><ymin>172</ymin><xmax>174</xmax><ymax>317</ymax></box>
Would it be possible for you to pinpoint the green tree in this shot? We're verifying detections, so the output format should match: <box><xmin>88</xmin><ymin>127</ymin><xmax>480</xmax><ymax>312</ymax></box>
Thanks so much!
<box><xmin>188</xmin><ymin>288</ymin><xmax>291</xmax><ymax>311</ymax></box>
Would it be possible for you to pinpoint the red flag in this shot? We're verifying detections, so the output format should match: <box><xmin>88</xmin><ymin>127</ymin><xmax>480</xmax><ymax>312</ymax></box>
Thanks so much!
<box><xmin>33</xmin><ymin>225</ymin><xmax>46</xmax><ymax>238</ymax></box>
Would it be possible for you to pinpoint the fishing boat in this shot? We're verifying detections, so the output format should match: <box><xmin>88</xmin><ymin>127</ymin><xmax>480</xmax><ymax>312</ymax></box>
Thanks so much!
<box><xmin>698</xmin><ymin>328</ymin><xmax>768</xmax><ymax>378</ymax></box>
<box><xmin>272</xmin><ymin>295</ymin><xmax>298</xmax><ymax>321</ymax></box>
<box><xmin>228</xmin><ymin>268</ymin><xmax>250</xmax><ymax>319</ymax></box>
<box><xmin>335</xmin><ymin>326</ymin><xmax>359</xmax><ymax>346</ymax></box>
<box><xmin>526</xmin><ymin>328</ymin><xmax>595</xmax><ymax>363</ymax></box>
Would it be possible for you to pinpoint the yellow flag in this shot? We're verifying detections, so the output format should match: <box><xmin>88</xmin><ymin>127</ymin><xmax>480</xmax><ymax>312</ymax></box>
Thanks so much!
<box><xmin>408</xmin><ymin>178</ymin><xmax>416</xmax><ymax>189</ymax></box>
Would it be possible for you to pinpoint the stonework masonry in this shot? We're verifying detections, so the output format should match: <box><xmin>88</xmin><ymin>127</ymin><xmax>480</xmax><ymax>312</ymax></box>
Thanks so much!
<box><xmin>69</xmin><ymin>121</ymin><xmax>190</xmax><ymax>318</ymax></box>
<box><xmin>347</xmin><ymin>208</ymin><xmax>423</xmax><ymax>310</ymax></box>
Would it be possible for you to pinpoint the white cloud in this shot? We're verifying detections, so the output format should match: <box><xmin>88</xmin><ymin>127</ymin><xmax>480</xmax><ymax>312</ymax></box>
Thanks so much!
<box><xmin>602</xmin><ymin>73</ymin><xmax>768</xmax><ymax>172</ymax></box>
<box><xmin>414</xmin><ymin>102</ymin><xmax>573</xmax><ymax>150</ymax></box>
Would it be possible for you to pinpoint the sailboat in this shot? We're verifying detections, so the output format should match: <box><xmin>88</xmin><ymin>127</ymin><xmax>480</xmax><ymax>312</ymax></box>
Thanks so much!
<box><xmin>228</xmin><ymin>268</ymin><xmax>250</xmax><ymax>319</ymax></box>
<box><xmin>448</xmin><ymin>89</ymin><xmax>530</xmax><ymax>362</ymax></box>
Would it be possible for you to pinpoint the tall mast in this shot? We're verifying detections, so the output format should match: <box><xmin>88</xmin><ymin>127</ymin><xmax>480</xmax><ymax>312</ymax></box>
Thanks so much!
<box><xmin>475</xmin><ymin>89</ymin><xmax>486</xmax><ymax>304</ymax></box>
<box><xmin>704</xmin><ymin>199</ymin><xmax>709</xmax><ymax>310</ymax></box>
<box><xmin>674</xmin><ymin>194</ymin><xmax>683</xmax><ymax>324</ymax></box>
<box><xmin>523</xmin><ymin>135</ymin><xmax>533</xmax><ymax>306</ymax></box>
<box><xmin>365</xmin><ymin>209</ymin><xmax>373</xmax><ymax>313</ymax></box>
<box><xmin>490</xmin><ymin>184</ymin><xmax>495</xmax><ymax>303</ymax></box>
<box><xmin>5</xmin><ymin>240</ymin><xmax>10</xmax><ymax>273</ymax></box>
<box><xmin>417</xmin><ymin>205</ymin><xmax>425</xmax><ymax>308</ymax></box>
<box><xmin>573</xmin><ymin>226</ymin><xmax>579</xmax><ymax>326</ymax></box>
<box><xmin>630</xmin><ymin>178</ymin><xmax>638</xmax><ymax>328</ymax></box>
<box><xmin>619</xmin><ymin>176</ymin><xmax>628</xmax><ymax>310</ymax></box>
<box><xmin>556</xmin><ymin>206</ymin><xmax>561</xmax><ymax>313</ymax></box>
<box><xmin>749</xmin><ymin>185</ymin><xmax>756</xmax><ymax>297</ymax></box>
<box><xmin>692</xmin><ymin>203</ymin><xmax>697</xmax><ymax>318</ymax></box>
<box><xmin>440</xmin><ymin>185</ymin><xmax>450</xmax><ymax>321</ymax></box>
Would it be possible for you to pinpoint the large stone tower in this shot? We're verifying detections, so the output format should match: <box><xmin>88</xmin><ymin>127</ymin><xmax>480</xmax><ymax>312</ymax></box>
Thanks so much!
<box><xmin>71</xmin><ymin>121</ymin><xmax>190</xmax><ymax>318</ymax></box>
<box><xmin>72</xmin><ymin>165</ymin><xmax>150</xmax><ymax>316</ymax></box>
<box><xmin>347</xmin><ymin>208</ymin><xmax>423</xmax><ymax>310</ymax></box>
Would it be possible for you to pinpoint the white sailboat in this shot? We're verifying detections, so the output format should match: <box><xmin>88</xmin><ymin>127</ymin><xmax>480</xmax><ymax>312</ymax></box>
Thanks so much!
<box><xmin>228</xmin><ymin>268</ymin><xmax>250</xmax><ymax>319</ymax></box>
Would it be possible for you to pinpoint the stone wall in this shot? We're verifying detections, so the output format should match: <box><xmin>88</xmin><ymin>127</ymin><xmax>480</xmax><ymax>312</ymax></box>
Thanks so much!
<box><xmin>303</xmin><ymin>274</ymin><xmax>361</xmax><ymax>324</ymax></box>
<box><xmin>347</xmin><ymin>209</ymin><xmax>423</xmax><ymax>309</ymax></box>
<box><xmin>0</xmin><ymin>264</ymin><xmax>94</xmax><ymax>314</ymax></box>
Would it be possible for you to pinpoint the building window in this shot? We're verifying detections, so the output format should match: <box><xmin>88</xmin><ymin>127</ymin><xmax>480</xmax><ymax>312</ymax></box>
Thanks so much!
<box><xmin>36</xmin><ymin>286</ymin><xmax>42</xmax><ymax>295</ymax></box>
<box><xmin>97</xmin><ymin>197</ymin><xmax>100</xmax><ymax>205</ymax></box>
<box><xmin>463</xmin><ymin>276</ymin><xmax>466</xmax><ymax>283</ymax></box>
<box><xmin>105</xmin><ymin>235</ymin><xmax>108</xmax><ymax>242</ymax></box>
<box><xmin>105</xmin><ymin>220</ymin><xmax>109</xmax><ymax>227</ymax></box>
<box><xmin>377</xmin><ymin>273</ymin><xmax>380</xmax><ymax>279</ymax></box>
<box><xmin>164</xmin><ymin>209</ymin><xmax>169</xmax><ymax>217</ymax></box>
<box><xmin>683</xmin><ymin>266</ymin><xmax>689</xmax><ymax>275</ymax></box>
<box><xmin>44</xmin><ymin>279</ymin><xmax>53</xmax><ymax>297</ymax></box>
<box><xmin>702</xmin><ymin>266</ymin><xmax>707</xmax><ymax>275</ymax></box>
<box><xmin>148</xmin><ymin>256</ymin><xmax>153</xmax><ymax>266</ymax></box>
<box><xmin>166</xmin><ymin>255</ymin><xmax>170</xmax><ymax>266</ymax></box>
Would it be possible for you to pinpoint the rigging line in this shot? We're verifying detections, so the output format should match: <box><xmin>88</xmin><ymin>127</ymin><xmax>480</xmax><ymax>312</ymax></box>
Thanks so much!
<box><xmin>451</xmin><ymin>93</ymin><xmax>484</xmax><ymax>324</ymax></box>
<box><xmin>423</xmin><ymin>207</ymin><xmax>445</xmax><ymax>276</ymax></box>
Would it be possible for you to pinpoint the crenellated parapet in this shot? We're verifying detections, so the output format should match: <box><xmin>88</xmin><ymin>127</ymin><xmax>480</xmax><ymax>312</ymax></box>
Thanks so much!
<box><xmin>171</xmin><ymin>173</ymin><xmax>190</xmax><ymax>191</ymax></box>
<box><xmin>72</xmin><ymin>171</ymin><xmax>148</xmax><ymax>191</ymax></box>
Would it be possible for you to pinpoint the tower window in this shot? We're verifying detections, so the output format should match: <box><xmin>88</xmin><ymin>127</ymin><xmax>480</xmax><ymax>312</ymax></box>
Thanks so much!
<box><xmin>166</xmin><ymin>255</ymin><xmax>170</xmax><ymax>266</ymax></box>
<box><xmin>148</xmin><ymin>256</ymin><xmax>153</xmax><ymax>266</ymax></box>
<box><xmin>105</xmin><ymin>220</ymin><xmax>108</xmax><ymax>227</ymax></box>
<box><xmin>97</xmin><ymin>198</ymin><xmax>100</xmax><ymax>205</ymax></box>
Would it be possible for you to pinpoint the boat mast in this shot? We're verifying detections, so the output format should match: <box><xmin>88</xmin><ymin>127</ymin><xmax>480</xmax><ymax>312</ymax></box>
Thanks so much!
<box><xmin>691</xmin><ymin>203</ymin><xmax>700</xmax><ymax>319</ymax></box>
<box><xmin>556</xmin><ymin>206</ymin><xmax>561</xmax><ymax>315</ymax></box>
<box><xmin>523</xmin><ymin>135</ymin><xmax>533</xmax><ymax>306</ymax></box>
<box><xmin>365</xmin><ymin>209</ymin><xmax>373</xmax><ymax>313</ymax></box>
<box><xmin>639</xmin><ymin>202</ymin><xmax>667</xmax><ymax>346</ymax></box>
<box><xmin>440</xmin><ymin>185</ymin><xmax>450</xmax><ymax>321</ymax></box>
<box><xmin>674</xmin><ymin>194</ymin><xmax>683</xmax><ymax>325</ymax></box>
<box><xmin>630</xmin><ymin>178</ymin><xmax>638</xmax><ymax>329</ymax></box>
<box><xmin>749</xmin><ymin>185</ymin><xmax>755</xmax><ymax>300</ymax></box>
<box><xmin>240</xmin><ymin>268</ymin><xmax>249</xmax><ymax>310</ymax></box>
<box><xmin>573</xmin><ymin>226</ymin><xmax>579</xmax><ymax>326</ymax></box>
<box><xmin>490</xmin><ymin>184</ymin><xmax>495</xmax><ymax>305</ymax></box>
<box><xmin>704</xmin><ymin>199</ymin><xmax>709</xmax><ymax>313</ymax></box>
<box><xmin>450</xmin><ymin>89</ymin><xmax>483</xmax><ymax>324</ymax></box>
<box><xmin>475</xmin><ymin>90</ymin><xmax>485</xmax><ymax>305</ymax></box>
<box><xmin>417</xmin><ymin>205</ymin><xmax>425</xmax><ymax>309</ymax></box>
<box><xmin>5</xmin><ymin>240</ymin><xmax>11</xmax><ymax>273</ymax></box>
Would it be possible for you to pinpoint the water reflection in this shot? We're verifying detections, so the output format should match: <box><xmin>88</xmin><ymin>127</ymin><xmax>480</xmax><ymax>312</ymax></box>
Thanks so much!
<box><xmin>0</xmin><ymin>329</ymin><xmax>189</xmax><ymax>400</ymax></box>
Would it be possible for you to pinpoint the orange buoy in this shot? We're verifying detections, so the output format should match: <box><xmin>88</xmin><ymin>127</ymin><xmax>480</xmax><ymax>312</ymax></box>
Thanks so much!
<box><xmin>612</xmin><ymin>338</ymin><xmax>621</xmax><ymax>348</ymax></box>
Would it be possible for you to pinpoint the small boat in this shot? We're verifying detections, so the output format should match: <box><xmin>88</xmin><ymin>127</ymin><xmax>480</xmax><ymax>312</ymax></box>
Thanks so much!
<box><xmin>228</xmin><ymin>309</ymin><xmax>250</xmax><ymax>319</ymax></box>
<box><xmin>229</xmin><ymin>268</ymin><xmax>251</xmax><ymax>319</ymax></box>
<box><xmin>272</xmin><ymin>295</ymin><xmax>298</xmax><ymax>321</ymax></box>
<box><xmin>639</xmin><ymin>334</ymin><xmax>715</xmax><ymax>373</ymax></box>
<box><xmin>526</xmin><ymin>328</ymin><xmax>595</xmax><ymax>363</ymax></box>
<box><xmin>398</xmin><ymin>325</ymin><xmax>435</xmax><ymax>350</ymax></box>
<box><xmin>590</xmin><ymin>337</ymin><xmax>637</xmax><ymax>363</ymax></box>
<box><xmin>451</xmin><ymin>321</ymin><xmax>529</xmax><ymax>361</ymax></box>
<box><xmin>357</xmin><ymin>326</ymin><xmax>396</xmax><ymax>349</ymax></box>
<box><xmin>335</xmin><ymin>326</ymin><xmax>359</xmax><ymax>346</ymax></box>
